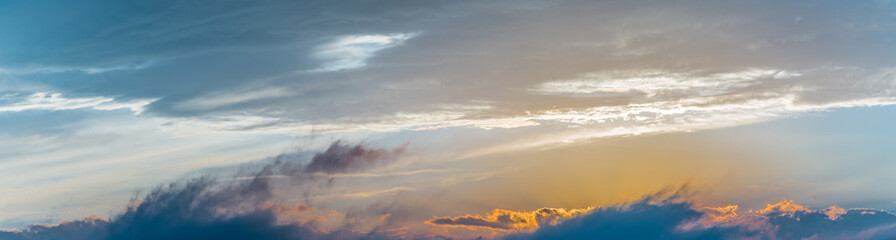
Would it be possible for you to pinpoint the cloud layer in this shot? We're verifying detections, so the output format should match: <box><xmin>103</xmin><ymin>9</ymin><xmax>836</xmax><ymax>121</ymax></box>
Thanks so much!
<box><xmin>0</xmin><ymin>140</ymin><xmax>408</xmax><ymax>240</ymax></box>
<box><xmin>3</xmin><ymin>0</ymin><xmax>896</xmax><ymax>140</ymax></box>
<box><xmin>6</xmin><ymin>175</ymin><xmax>896</xmax><ymax>240</ymax></box>
<box><xmin>498</xmin><ymin>186</ymin><xmax>896</xmax><ymax>240</ymax></box>
<box><xmin>426</xmin><ymin>207</ymin><xmax>593</xmax><ymax>231</ymax></box>
<box><xmin>2</xmin><ymin>1</ymin><xmax>896</xmax><ymax>239</ymax></box>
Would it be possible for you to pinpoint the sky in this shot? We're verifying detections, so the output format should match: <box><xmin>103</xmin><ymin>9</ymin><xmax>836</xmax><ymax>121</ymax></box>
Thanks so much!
<box><xmin>1</xmin><ymin>0</ymin><xmax>896</xmax><ymax>239</ymax></box>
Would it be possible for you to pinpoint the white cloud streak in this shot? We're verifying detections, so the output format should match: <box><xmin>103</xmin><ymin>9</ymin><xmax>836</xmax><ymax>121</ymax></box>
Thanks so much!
<box><xmin>174</xmin><ymin>87</ymin><xmax>294</xmax><ymax>110</ymax></box>
<box><xmin>312</xmin><ymin>33</ymin><xmax>416</xmax><ymax>72</ymax></box>
<box><xmin>0</xmin><ymin>61</ymin><xmax>154</xmax><ymax>75</ymax></box>
<box><xmin>0</xmin><ymin>92</ymin><xmax>156</xmax><ymax>114</ymax></box>
<box><xmin>531</xmin><ymin>69</ymin><xmax>791</xmax><ymax>97</ymax></box>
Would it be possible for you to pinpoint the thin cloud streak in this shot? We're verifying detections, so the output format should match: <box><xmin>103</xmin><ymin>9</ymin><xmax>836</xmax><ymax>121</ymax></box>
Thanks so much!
<box><xmin>311</xmin><ymin>33</ymin><xmax>417</xmax><ymax>72</ymax></box>
<box><xmin>0</xmin><ymin>92</ymin><xmax>156</xmax><ymax>114</ymax></box>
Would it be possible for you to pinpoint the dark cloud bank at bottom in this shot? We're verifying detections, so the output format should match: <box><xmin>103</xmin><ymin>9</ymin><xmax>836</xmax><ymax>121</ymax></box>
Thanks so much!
<box><xmin>0</xmin><ymin>140</ymin><xmax>417</xmax><ymax>240</ymax></box>
<box><xmin>1</xmin><ymin>178</ymin><xmax>363</xmax><ymax>240</ymax></box>
<box><xmin>3</xmin><ymin>145</ymin><xmax>896</xmax><ymax>240</ymax></box>
<box><xmin>503</xmin><ymin>186</ymin><xmax>896</xmax><ymax>240</ymax></box>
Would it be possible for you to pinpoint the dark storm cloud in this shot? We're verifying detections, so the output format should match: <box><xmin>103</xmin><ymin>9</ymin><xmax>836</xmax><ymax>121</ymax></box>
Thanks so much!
<box><xmin>0</xmin><ymin>140</ymin><xmax>408</xmax><ymax>240</ymax></box>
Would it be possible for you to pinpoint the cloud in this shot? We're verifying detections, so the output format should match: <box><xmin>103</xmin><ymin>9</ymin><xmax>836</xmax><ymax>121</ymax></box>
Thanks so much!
<box><xmin>173</xmin><ymin>87</ymin><xmax>294</xmax><ymax>111</ymax></box>
<box><xmin>0</xmin><ymin>92</ymin><xmax>155</xmax><ymax>114</ymax></box>
<box><xmin>530</xmin><ymin>69</ymin><xmax>778</xmax><ymax>97</ymax></box>
<box><xmin>426</xmin><ymin>207</ymin><xmax>593</xmax><ymax>231</ymax></box>
<box><xmin>0</xmin><ymin>178</ymin><xmax>363</xmax><ymax>240</ymax></box>
<box><xmin>503</xmin><ymin>194</ymin><xmax>752</xmax><ymax>239</ymax></box>
<box><xmin>4</xmin><ymin>1</ymin><xmax>896</xmax><ymax>239</ymax></box>
<box><xmin>6</xmin><ymin>158</ymin><xmax>896</xmax><ymax>240</ymax></box>
<box><xmin>0</xmin><ymin>61</ymin><xmax>154</xmax><ymax>75</ymax></box>
<box><xmin>760</xmin><ymin>207</ymin><xmax>896</xmax><ymax>240</ymax></box>
<box><xmin>498</xmin><ymin>186</ymin><xmax>896</xmax><ymax>240</ymax></box>
<box><xmin>823</xmin><ymin>206</ymin><xmax>848</xmax><ymax>221</ymax></box>
<box><xmin>310</xmin><ymin>187</ymin><xmax>416</xmax><ymax>199</ymax></box>
<box><xmin>0</xmin><ymin>140</ymin><xmax>408</xmax><ymax>240</ymax></box>
<box><xmin>312</xmin><ymin>33</ymin><xmax>417</xmax><ymax>72</ymax></box>
<box><xmin>759</xmin><ymin>199</ymin><xmax>812</xmax><ymax>218</ymax></box>
<box><xmin>4</xmin><ymin>0</ymin><xmax>896</xmax><ymax>144</ymax></box>
<box><xmin>304</xmin><ymin>140</ymin><xmax>406</xmax><ymax>174</ymax></box>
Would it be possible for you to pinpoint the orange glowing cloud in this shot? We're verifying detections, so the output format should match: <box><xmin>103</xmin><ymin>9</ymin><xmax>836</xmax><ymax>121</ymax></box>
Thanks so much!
<box><xmin>759</xmin><ymin>199</ymin><xmax>811</xmax><ymax>217</ymax></box>
<box><xmin>752</xmin><ymin>199</ymin><xmax>848</xmax><ymax>221</ymax></box>
<box><xmin>822</xmin><ymin>206</ymin><xmax>847</xmax><ymax>221</ymax></box>
<box><xmin>426</xmin><ymin>193</ymin><xmax>890</xmax><ymax>240</ymax></box>
<box><xmin>701</xmin><ymin>205</ymin><xmax>740</xmax><ymax>223</ymax></box>
<box><xmin>425</xmin><ymin>206</ymin><xmax>595</xmax><ymax>231</ymax></box>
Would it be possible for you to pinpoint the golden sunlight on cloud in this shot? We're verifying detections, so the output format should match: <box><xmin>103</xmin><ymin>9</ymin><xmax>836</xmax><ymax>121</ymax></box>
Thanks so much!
<box><xmin>758</xmin><ymin>199</ymin><xmax>811</xmax><ymax>217</ymax></box>
<box><xmin>425</xmin><ymin>192</ymin><xmax>884</xmax><ymax>239</ymax></box>
<box><xmin>701</xmin><ymin>205</ymin><xmax>740</xmax><ymax>223</ymax></box>
<box><xmin>425</xmin><ymin>206</ymin><xmax>595</xmax><ymax>231</ymax></box>
<box><xmin>823</xmin><ymin>206</ymin><xmax>848</xmax><ymax>221</ymax></box>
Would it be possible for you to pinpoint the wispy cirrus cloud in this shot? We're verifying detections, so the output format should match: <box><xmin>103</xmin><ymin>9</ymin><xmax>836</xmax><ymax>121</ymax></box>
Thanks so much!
<box><xmin>312</xmin><ymin>33</ymin><xmax>417</xmax><ymax>72</ymax></box>
<box><xmin>0</xmin><ymin>92</ymin><xmax>155</xmax><ymax>114</ymax></box>
<box><xmin>173</xmin><ymin>87</ymin><xmax>294</xmax><ymax>111</ymax></box>
<box><xmin>4</xmin><ymin>0</ymin><xmax>895</xmax><ymax>144</ymax></box>
<box><xmin>0</xmin><ymin>61</ymin><xmax>155</xmax><ymax>75</ymax></box>
<box><xmin>530</xmin><ymin>69</ymin><xmax>786</xmax><ymax>97</ymax></box>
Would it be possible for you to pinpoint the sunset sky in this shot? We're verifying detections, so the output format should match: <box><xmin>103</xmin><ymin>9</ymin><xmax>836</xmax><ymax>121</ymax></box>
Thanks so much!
<box><xmin>2</xmin><ymin>1</ymin><xmax>896</xmax><ymax>239</ymax></box>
